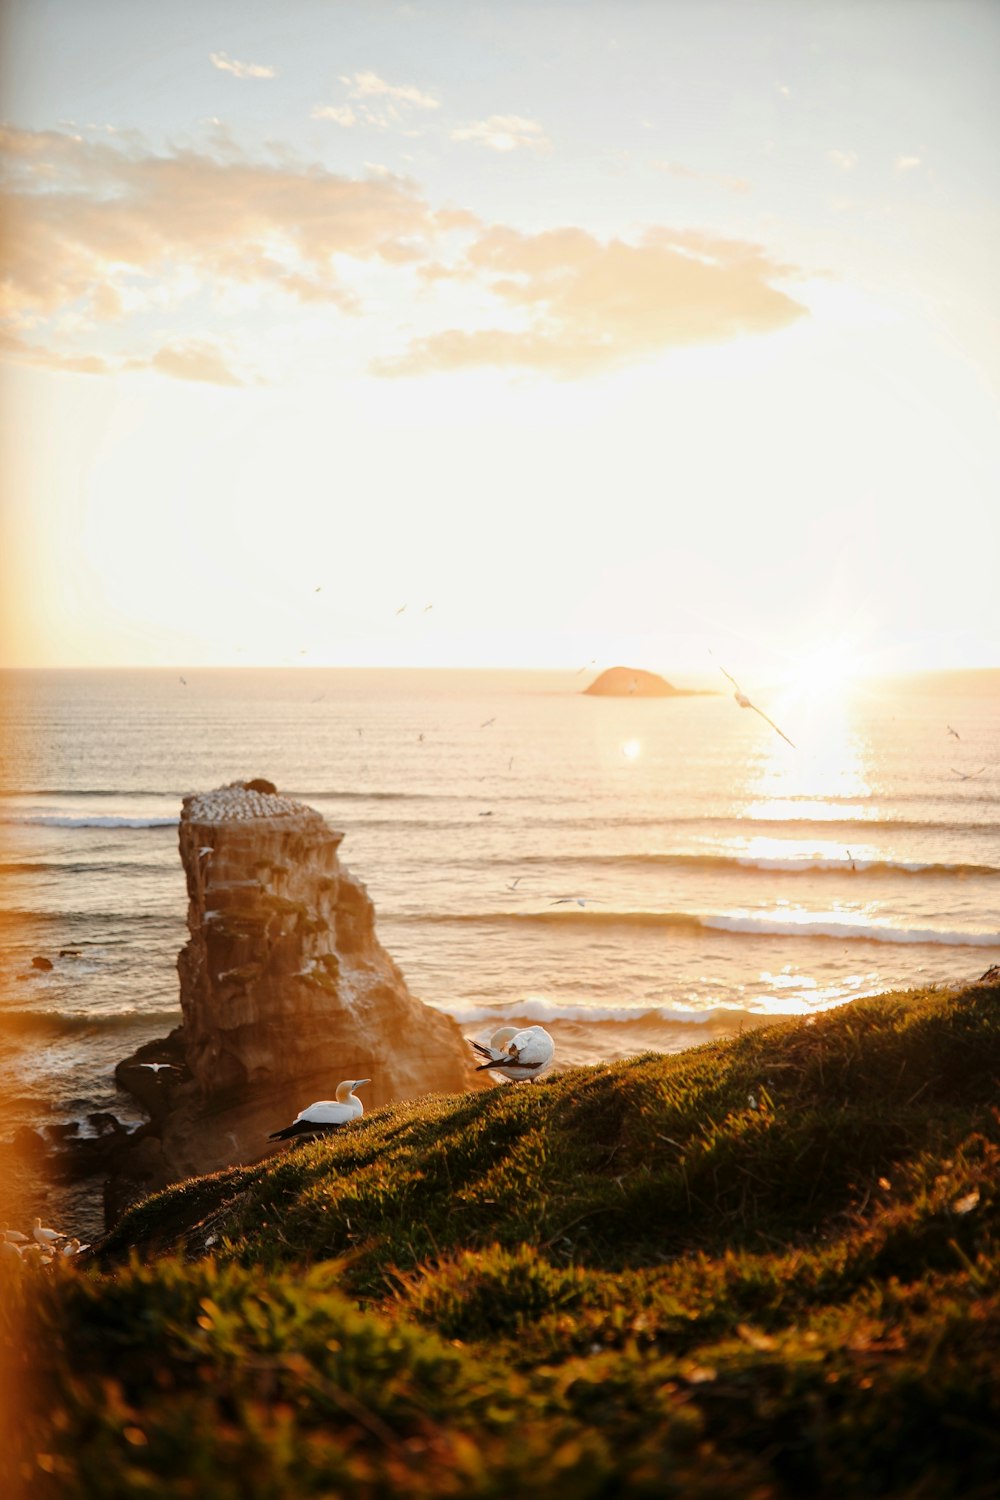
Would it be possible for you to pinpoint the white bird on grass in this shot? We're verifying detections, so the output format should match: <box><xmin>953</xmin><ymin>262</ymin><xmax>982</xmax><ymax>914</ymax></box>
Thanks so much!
<box><xmin>718</xmin><ymin>665</ymin><xmax>795</xmax><ymax>748</ymax></box>
<box><xmin>470</xmin><ymin>1025</ymin><xmax>555</xmax><ymax>1083</ymax></box>
<box><xmin>268</xmin><ymin>1079</ymin><xmax>370</xmax><ymax>1142</ymax></box>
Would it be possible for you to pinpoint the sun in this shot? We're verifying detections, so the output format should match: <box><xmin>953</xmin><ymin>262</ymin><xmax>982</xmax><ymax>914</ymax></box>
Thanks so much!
<box><xmin>780</xmin><ymin>640</ymin><xmax>861</xmax><ymax>705</ymax></box>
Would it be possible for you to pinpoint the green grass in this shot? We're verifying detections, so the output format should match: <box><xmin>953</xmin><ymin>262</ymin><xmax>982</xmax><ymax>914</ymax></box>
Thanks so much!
<box><xmin>3</xmin><ymin>978</ymin><xmax>999</xmax><ymax>1498</ymax></box>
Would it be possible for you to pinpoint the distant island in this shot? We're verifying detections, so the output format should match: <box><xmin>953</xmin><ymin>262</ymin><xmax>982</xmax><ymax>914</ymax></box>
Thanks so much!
<box><xmin>583</xmin><ymin>665</ymin><xmax>704</xmax><ymax>697</ymax></box>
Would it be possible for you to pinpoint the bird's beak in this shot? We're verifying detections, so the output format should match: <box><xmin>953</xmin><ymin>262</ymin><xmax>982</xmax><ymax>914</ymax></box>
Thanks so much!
<box><xmin>354</xmin><ymin>1079</ymin><xmax>371</xmax><ymax>1089</ymax></box>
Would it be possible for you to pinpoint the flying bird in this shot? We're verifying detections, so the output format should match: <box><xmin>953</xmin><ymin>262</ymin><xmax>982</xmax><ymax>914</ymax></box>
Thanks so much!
<box><xmin>947</xmin><ymin>725</ymin><xmax>960</xmax><ymax>739</ymax></box>
<box><xmin>481</xmin><ymin>717</ymin><xmax>496</xmax><ymax>728</ymax></box>
<box><xmin>268</xmin><ymin>1079</ymin><xmax>369</xmax><ymax>1142</ymax></box>
<box><xmin>179</xmin><ymin>675</ymin><xmax>187</xmax><ymax>686</ymax></box>
<box><xmin>718</xmin><ymin>666</ymin><xmax>795</xmax><ymax>748</ymax></box>
<box><xmin>506</xmin><ymin>877</ymin><xmax>523</xmax><ymax>891</ymax></box>
<box><xmin>137</xmin><ymin>1062</ymin><xmax>179</xmax><ymax>1074</ymax></box>
<box><xmin>395</xmin><ymin>604</ymin><xmax>407</xmax><ymax>615</ymax></box>
<box><xmin>470</xmin><ymin>1025</ymin><xmax>554</xmax><ymax>1083</ymax></box>
<box><xmin>550</xmin><ymin>896</ymin><xmax>603</xmax><ymax>907</ymax></box>
<box><xmin>952</xmin><ymin>766</ymin><xmax>986</xmax><ymax>781</ymax></box>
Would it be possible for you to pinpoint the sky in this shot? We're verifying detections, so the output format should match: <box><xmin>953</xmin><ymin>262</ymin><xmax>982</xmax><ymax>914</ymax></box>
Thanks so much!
<box><xmin>1</xmin><ymin>0</ymin><xmax>998</xmax><ymax>681</ymax></box>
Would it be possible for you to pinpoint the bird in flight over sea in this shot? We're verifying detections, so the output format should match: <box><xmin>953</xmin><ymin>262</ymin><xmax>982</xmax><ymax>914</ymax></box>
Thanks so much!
<box><xmin>423</xmin><ymin>603</ymin><xmax>433</xmax><ymax>612</ymax></box>
<box><xmin>469</xmin><ymin>1025</ymin><xmax>554</xmax><ymax>1082</ymax></box>
<box><xmin>717</xmin><ymin>666</ymin><xmax>795</xmax><ymax>748</ymax></box>
<box><xmin>179</xmin><ymin>675</ymin><xmax>187</xmax><ymax>686</ymax></box>
<box><xmin>268</xmin><ymin>1079</ymin><xmax>369</xmax><ymax>1142</ymax></box>
<box><xmin>137</xmin><ymin>1062</ymin><xmax>179</xmax><ymax>1074</ymax></box>
<box><xmin>550</xmin><ymin>896</ymin><xmax>603</xmax><ymax>907</ymax></box>
<box><xmin>506</xmin><ymin>877</ymin><xmax>522</xmax><ymax>891</ymax></box>
<box><xmin>481</xmin><ymin>717</ymin><xmax>496</xmax><ymax>728</ymax></box>
<box><xmin>395</xmin><ymin>604</ymin><xmax>407</xmax><ymax>615</ymax></box>
<box><xmin>947</xmin><ymin>725</ymin><xmax>960</xmax><ymax>739</ymax></box>
<box><xmin>952</xmin><ymin>766</ymin><xmax>986</xmax><ymax>780</ymax></box>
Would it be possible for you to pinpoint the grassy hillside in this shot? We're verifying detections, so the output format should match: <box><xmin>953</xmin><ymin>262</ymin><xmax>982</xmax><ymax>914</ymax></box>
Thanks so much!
<box><xmin>3</xmin><ymin>978</ymin><xmax>999</xmax><ymax>1498</ymax></box>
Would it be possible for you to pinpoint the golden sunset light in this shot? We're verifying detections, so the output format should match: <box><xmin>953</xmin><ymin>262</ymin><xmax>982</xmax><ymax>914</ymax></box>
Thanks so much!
<box><xmin>0</xmin><ymin>0</ymin><xmax>998</xmax><ymax>676</ymax></box>
<box><xmin>2</xmin><ymin>6</ymin><xmax>999</xmax><ymax>1494</ymax></box>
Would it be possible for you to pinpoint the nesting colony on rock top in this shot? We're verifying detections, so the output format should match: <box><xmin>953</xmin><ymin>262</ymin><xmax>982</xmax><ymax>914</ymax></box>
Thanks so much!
<box><xmin>183</xmin><ymin>781</ymin><xmax>311</xmax><ymax>823</ymax></box>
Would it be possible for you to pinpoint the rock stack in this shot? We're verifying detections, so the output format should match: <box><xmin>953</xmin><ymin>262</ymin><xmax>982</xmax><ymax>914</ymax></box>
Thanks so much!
<box><xmin>109</xmin><ymin>781</ymin><xmax>472</xmax><ymax>1222</ymax></box>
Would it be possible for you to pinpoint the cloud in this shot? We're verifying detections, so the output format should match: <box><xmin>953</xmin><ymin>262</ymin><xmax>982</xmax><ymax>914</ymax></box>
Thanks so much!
<box><xmin>0</xmin><ymin>127</ymin><xmax>807</xmax><ymax>386</ymax></box>
<box><xmin>210</xmin><ymin>52</ymin><xmax>275</xmax><ymax>81</ymax></box>
<box><xmin>451</xmin><ymin>115</ymin><xmax>550</xmax><ymax>153</ymax></box>
<box><xmin>142</xmin><ymin>340</ymin><xmax>244</xmax><ymax>385</ymax></box>
<box><xmin>652</xmin><ymin>160</ymin><xmax>750</xmax><ymax>194</ymax></box>
<box><xmin>380</xmin><ymin>225</ymin><xmax>806</xmax><ymax>378</ymax></box>
<box><xmin>0</xmin><ymin>126</ymin><xmax>436</xmax><ymax>324</ymax></box>
<box><xmin>340</xmin><ymin>71</ymin><xmax>440</xmax><ymax>110</ymax></box>
<box><xmin>0</xmin><ymin>328</ymin><xmax>241</xmax><ymax>385</ymax></box>
<box><xmin>895</xmin><ymin>155</ymin><xmax>921</xmax><ymax>172</ymax></box>
<box><xmin>0</xmin><ymin>328</ymin><xmax>111</xmax><ymax>375</ymax></box>
<box><xmin>312</xmin><ymin>104</ymin><xmax>357</xmax><ymax>127</ymax></box>
<box><xmin>827</xmin><ymin>149</ymin><xmax>858</xmax><ymax>172</ymax></box>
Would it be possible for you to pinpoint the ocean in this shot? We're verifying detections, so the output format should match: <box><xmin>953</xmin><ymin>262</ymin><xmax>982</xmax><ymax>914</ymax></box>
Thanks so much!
<box><xmin>1</xmin><ymin>666</ymin><xmax>998</xmax><ymax>1234</ymax></box>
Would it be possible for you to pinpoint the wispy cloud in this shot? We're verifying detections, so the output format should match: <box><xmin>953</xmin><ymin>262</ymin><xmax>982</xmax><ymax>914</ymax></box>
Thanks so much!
<box><xmin>142</xmin><ymin>340</ymin><xmax>244</xmax><ymax>385</ymax></box>
<box><xmin>0</xmin><ymin>126</ymin><xmax>438</xmax><ymax>377</ymax></box>
<box><xmin>0</xmin><ymin>328</ymin><xmax>242</xmax><ymax>386</ymax></box>
<box><xmin>895</xmin><ymin>155</ymin><xmax>921</xmax><ymax>172</ymax></box>
<box><xmin>311</xmin><ymin>104</ymin><xmax>357</xmax><ymax>127</ymax></box>
<box><xmin>380</xmin><ymin>226</ymin><xmax>805</xmax><ymax>378</ymax></box>
<box><xmin>451</xmin><ymin>115</ymin><xmax>550</xmax><ymax>153</ymax></box>
<box><xmin>827</xmin><ymin>149</ymin><xmax>858</xmax><ymax>172</ymax></box>
<box><xmin>210</xmin><ymin>52</ymin><xmax>275</xmax><ymax>81</ymax></box>
<box><xmin>0</xmin><ymin>127</ymin><xmax>807</xmax><ymax>386</ymax></box>
<box><xmin>652</xmin><ymin>160</ymin><xmax>750</xmax><ymax>195</ymax></box>
<box><xmin>340</xmin><ymin>71</ymin><xmax>440</xmax><ymax>110</ymax></box>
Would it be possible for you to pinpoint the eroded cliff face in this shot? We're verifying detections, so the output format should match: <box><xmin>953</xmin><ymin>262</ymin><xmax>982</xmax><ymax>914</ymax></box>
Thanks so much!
<box><xmin>110</xmin><ymin>782</ymin><xmax>473</xmax><ymax>1221</ymax></box>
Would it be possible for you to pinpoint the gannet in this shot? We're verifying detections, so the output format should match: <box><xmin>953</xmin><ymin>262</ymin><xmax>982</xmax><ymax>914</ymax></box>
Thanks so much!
<box><xmin>3</xmin><ymin>1228</ymin><xmax>28</xmax><ymax>1244</ymax></box>
<box><xmin>718</xmin><ymin>666</ymin><xmax>795</xmax><ymax>749</ymax></box>
<box><xmin>32</xmin><ymin>1218</ymin><xmax>65</xmax><ymax>1246</ymax></box>
<box><xmin>268</xmin><ymin>1079</ymin><xmax>370</xmax><ymax>1141</ymax></box>
<box><xmin>471</xmin><ymin>1025</ymin><xmax>555</xmax><ymax>1083</ymax></box>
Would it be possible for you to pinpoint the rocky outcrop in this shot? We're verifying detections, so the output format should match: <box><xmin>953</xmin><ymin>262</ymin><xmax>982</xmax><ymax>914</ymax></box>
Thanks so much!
<box><xmin>109</xmin><ymin>782</ymin><xmax>473</xmax><ymax>1222</ymax></box>
<box><xmin>584</xmin><ymin>666</ymin><xmax>682</xmax><ymax>697</ymax></box>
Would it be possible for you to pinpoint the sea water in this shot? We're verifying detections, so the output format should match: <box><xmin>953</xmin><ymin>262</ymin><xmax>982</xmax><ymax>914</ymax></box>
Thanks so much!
<box><xmin>1</xmin><ymin>667</ymin><xmax>997</xmax><ymax>1217</ymax></box>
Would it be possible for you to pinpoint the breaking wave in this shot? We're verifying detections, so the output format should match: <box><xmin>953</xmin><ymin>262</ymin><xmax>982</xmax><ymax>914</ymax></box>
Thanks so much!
<box><xmin>410</xmin><ymin>908</ymin><xmax>1000</xmax><ymax>947</ymax></box>
<box><xmin>501</xmin><ymin>851</ymin><xmax>999</xmax><ymax>879</ymax></box>
<box><xmin>0</xmin><ymin>815</ymin><xmax>179</xmax><ymax>829</ymax></box>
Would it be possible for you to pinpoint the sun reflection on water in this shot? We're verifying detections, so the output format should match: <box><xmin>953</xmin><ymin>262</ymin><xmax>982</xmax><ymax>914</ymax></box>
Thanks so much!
<box><xmin>743</xmin><ymin>697</ymin><xmax>872</xmax><ymax>821</ymax></box>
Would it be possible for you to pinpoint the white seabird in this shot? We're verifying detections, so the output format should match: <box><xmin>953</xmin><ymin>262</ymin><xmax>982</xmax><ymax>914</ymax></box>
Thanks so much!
<box><xmin>718</xmin><ymin>665</ymin><xmax>795</xmax><ymax>749</ymax></box>
<box><xmin>32</xmin><ymin>1218</ymin><xmax>65</xmax><ymax>1246</ymax></box>
<box><xmin>268</xmin><ymin>1079</ymin><xmax>370</xmax><ymax>1142</ymax></box>
<box><xmin>470</xmin><ymin>1025</ymin><xmax>555</xmax><ymax>1083</ymax></box>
